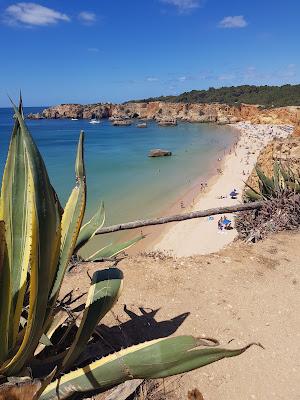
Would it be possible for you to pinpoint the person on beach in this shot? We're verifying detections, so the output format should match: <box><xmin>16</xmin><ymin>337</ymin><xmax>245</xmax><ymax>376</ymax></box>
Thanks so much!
<box><xmin>223</xmin><ymin>216</ymin><xmax>232</xmax><ymax>230</ymax></box>
<box><xmin>230</xmin><ymin>189</ymin><xmax>238</xmax><ymax>199</ymax></box>
<box><xmin>218</xmin><ymin>216</ymin><xmax>224</xmax><ymax>231</ymax></box>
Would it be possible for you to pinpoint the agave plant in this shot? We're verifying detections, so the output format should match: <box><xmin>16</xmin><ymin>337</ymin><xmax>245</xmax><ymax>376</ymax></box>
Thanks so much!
<box><xmin>0</xmin><ymin>98</ymin><xmax>259</xmax><ymax>400</ymax></box>
<box><xmin>245</xmin><ymin>162</ymin><xmax>300</xmax><ymax>202</ymax></box>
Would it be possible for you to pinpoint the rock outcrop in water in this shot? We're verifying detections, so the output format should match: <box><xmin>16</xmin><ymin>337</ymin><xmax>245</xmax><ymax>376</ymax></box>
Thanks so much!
<box><xmin>28</xmin><ymin>101</ymin><xmax>300</xmax><ymax>126</ymax></box>
<box><xmin>148</xmin><ymin>149</ymin><xmax>172</xmax><ymax>157</ymax></box>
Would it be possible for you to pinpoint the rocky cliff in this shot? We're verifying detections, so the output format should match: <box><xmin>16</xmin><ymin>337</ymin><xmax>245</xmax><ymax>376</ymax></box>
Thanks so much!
<box><xmin>292</xmin><ymin>110</ymin><xmax>300</xmax><ymax>136</ymax></box>
<box><xmin>28</xmin><ymin>103</ymin><xmax>114</xmax><ymax>120</ymax></box>
<box><xmin>28</xmin><ymin>101</ymin><xmax>300</xmax><ymax>125</ymax></box>
<box><xmin>247</xmin><ymin>136</ymin><xmax>300</xmax><ymax>191</ymax></box>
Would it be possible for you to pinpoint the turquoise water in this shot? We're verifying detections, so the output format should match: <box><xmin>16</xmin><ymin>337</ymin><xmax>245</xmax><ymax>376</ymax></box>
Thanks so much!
<box><xmin>0</xmin><ymin>107</ymin><xmax>237</xmax><ymax>253</ymax></box>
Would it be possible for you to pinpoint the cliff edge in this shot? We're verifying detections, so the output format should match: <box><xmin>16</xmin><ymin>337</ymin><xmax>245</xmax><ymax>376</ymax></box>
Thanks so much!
<box><xmin>28</xmin><ymin>101</ymin><xmax>300</xmax><ymax>126</ymax></box>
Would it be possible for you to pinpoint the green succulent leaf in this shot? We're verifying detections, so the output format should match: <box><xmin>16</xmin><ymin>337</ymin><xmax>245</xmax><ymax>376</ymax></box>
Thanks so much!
<box><xmin>48</xmin><ymin>132</ymin><xmax>86</xmax><ymax>308</ymax></box>
<box><xmin>0</xmin><ymin>100</ymin><xmax>61</xmax><ymax>375</ymax></box>
<box><xmin>86</xmin><ymin>235</ymin><xmax>144</xmax><ymax>261</ymax></box>
<box><xmin>0</xmin><ymin>98</ymin><xmax>32</xmax><ymax>356</ymax></box>
<box><xmin>62</xmin><ymin>268</ymin><xmax>123</xmax><ymax>371</ymax></box>
<box><xmin>0</xmin><ymin>221</ymin><xmax>10</xmax><ymax>362</ymax></box>
<box><xmin>35</xmin><ymin>311</ymin><xmax>70</xmax><ymax>356</ymax></box>
<box><xmin>41</xmin><ymin>337</ymin><xmax>260</xmax><ymax>400</ymax></box>
<box><xmin>273</xmin><ymin>161</ymin><xmax>281</xmax><ymax>191</ymax></box>
<box><xmin>244</xmin><ymin>181</ymin><xmax>263</xmax><ymax>202</ymax></box>
<box><xmin>245</xmin><ymin>189</ymin><xmax>262</xmax><ymax>202</ymax></box>
<box><xmin>286</xmin><ymin>181</ymin><xmax>300</xmax><ymax>192</ymax></box>
<box><xmin>75</xmin><ymin>201</ymin><xmax>105</xmax><ymax>253</ymax></box>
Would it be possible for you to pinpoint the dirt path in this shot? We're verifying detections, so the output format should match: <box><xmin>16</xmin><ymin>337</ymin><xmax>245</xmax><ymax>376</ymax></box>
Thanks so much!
<box><xmin>65</xmin><ymin>231</ymin><xmax>300</xmax><ymax>399</ymax></box>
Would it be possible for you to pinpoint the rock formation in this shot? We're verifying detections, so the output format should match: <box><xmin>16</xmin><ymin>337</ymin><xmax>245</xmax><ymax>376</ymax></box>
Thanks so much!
<box><xmin>157</xmin><ymin>118</ymin><xmax>177</xmax><ymax>126</ymax></box>
<box><xmin>292</xmin><ymin>110</ymin><xmax>300</xmax><ymax>136</ymax></box>
<box><xmin>27</xmin><ymin>101</ymin><xmax>300</xmax><ymax>126</ymax></box>
<box><xmin>148</xmin><ymin>149</ymin><xmax>172</xmax><ymax>157</ymax></box>
<box><xmin>112</xmin><ymin>120</ymin><xmax>132</xmax><ymax>126</ymax></box>
<box><xmin>247</xmin><ymin>136</ymin><xmax>300</xmax><ymax>191</ymax></box>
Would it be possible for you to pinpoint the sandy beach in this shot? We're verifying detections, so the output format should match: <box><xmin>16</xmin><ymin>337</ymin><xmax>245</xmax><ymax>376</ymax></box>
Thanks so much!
<box><xmin>154</xmin><ymin>122</ymin><xmax>293</xmax><ymax>257</ymax></box>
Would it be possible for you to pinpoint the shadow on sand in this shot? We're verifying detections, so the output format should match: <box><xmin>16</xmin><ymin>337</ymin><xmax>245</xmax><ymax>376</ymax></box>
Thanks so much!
<box><xmin>78</xmin><ymin>305</ymin><xmax>190</xmax><ymax>365</ymax></box>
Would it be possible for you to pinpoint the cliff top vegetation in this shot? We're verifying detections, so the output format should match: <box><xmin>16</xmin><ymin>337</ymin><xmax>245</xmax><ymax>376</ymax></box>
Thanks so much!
<box><xmin>131</xmin><ymin>84</ymin><xmax>300</xmax><ymax>107</ymax></box>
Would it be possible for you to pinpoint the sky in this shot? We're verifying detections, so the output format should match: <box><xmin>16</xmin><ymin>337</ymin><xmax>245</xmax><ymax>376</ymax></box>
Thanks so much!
<box><xmin>0</xmin><ymin>0</ymin><xmax>300</xmax><ymax>106</ymax></box>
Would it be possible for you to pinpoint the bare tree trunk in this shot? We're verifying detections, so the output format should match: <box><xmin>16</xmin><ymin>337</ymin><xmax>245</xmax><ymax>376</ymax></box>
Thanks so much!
<box><xmin>95</xmin><ymin>201</ymin><xmax>263</xmax><ymax>235</ymax></box>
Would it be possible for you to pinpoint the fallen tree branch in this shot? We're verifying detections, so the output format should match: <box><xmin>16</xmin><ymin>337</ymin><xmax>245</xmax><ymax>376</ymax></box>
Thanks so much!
<box><xmin>95</xmin><ymin>201</ymin><xmax>264</xmax><ymax>235</ymax></box>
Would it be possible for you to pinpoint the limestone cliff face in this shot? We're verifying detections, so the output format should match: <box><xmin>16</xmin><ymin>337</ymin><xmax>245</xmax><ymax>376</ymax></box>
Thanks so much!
<box><xmin>28</xmin><ymin>103</ymin><xmax>114</xmax><ymax>120</ymax></box>
<box><xmin>247</xmin><ymin>136</ymin><xmax>300</xmax><ymax>191</ymax></box>
<box><xmin>292</xmin><ymin>111</ymin><xmax>300</xmax><ymax>136</ymax></box>
<box><xmin>112</xmin><ymin>102</ymin><xmax>299</xmax><ymax>124</ymax></box>
<box><xmin>28</xmin><ymin>101</ymin><xmax>300</xmax><ymax>125</ymax></box>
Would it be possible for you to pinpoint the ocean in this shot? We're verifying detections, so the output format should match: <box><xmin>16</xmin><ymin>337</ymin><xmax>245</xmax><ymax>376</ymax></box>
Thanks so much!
<box><xmin>0</xmin><ymin>107</ymin><xmax>238</xmax><ymax>255</ymax></box>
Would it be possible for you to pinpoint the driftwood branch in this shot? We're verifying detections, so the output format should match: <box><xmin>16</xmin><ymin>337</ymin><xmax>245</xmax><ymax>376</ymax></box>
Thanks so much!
<box><xmin>95</xmin><ymin>201</ymin><xmax>263</xmax><ymax>235</ymax></box>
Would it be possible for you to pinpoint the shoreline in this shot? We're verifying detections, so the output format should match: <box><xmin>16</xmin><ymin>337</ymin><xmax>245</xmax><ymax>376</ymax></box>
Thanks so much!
<box><xmin>150</xmin><ymin>122</ymin><xmax>293</xmax><ymax>257</ymax></box>
<box><xmin>127</xmin><ymin>125</ymin><xmax>239</xmax><ymax>255</ymax></box>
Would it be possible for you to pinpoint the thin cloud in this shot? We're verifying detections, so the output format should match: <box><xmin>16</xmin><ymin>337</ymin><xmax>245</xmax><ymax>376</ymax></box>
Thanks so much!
<box><xmin>146</xmin><ymin>77</ymin><xmax>159</xmax><ymax>82</ymax></box>
<box><xmin>219</xmin><ymin>15</ymin><xmax>248</xmax><ymax>29</ymax></box>
<box><xmin>3</xmin><ymin>2</ymin><xmax>70</xmax><ymax>27</ymax></box>
<box><xmin>88</xmin><ymin>47</ymin><xmax>99</xmax><ymax>52</ymax></box>
<box><xmin>160</xmin><ymin>0</ymin><xmax>203</xmax><ymax>13</ymax></box>
<box><xmin>78</xmin><ymin>11</ymin><xmax>96</xmax><ymax>25</ymax></box>
<box><xmin>218</xmin><ymin>73</ymin><xmax>235</xmax><ymax>81</ymax></box>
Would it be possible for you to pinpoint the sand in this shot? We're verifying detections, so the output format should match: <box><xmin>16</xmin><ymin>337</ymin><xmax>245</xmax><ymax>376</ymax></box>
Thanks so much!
<box><xmin>154</xmin><ymin>122</ymin><xmax>293</xmax><ymax>257</ymax></box>
<box><xmin>66</xmin><ymin>230</ymin><xmax>300</xmax><ymax>400</ymax></box>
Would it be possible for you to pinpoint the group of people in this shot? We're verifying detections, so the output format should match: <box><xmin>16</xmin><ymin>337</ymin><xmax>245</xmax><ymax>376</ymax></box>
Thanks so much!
<box><xmin>218</xmin><ymin>215</ymin><xmax>232</xmax><ymax>231</ymax></box>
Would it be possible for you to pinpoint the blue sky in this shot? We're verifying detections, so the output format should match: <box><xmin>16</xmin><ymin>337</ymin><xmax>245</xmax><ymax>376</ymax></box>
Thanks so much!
<box><xmin>0</xmin><ymin>0</ymin><xmax>299</xmax><ymax>106</ymax></box>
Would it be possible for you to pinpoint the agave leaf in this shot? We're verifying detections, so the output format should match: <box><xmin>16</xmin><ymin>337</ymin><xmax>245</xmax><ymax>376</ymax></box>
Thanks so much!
<box><xmin>62</xmin><ymin>268</ymin><xmax>123</xmax><ymax>371</ymax></box>
<box><xmin>86</xmin><ymin>235</ymin><xmax>144</xmax><ymax>261</ymax></box>
<box><xmin>286</xmin><ymin>181</ymin><xmax>300</xmax><ymax>193</ymax></box>
<box><xmin>39</xmin><ymin>334</ymin><xmax>53</xmax><ymax>347</ymax></box>
<box><xmin>74</xmin><ymin>201</ymin><xmax>105</xmax><ymax>253</ymax></box>
<box><xmin>33</xmin><ymin>368</ymin><xmax>57</xmax><ymax>400</ymax></box>
<box><xmin>35</xmin><ymin>310</ymin><xmax>70</xmax><ymax>356</ymax></box>
<box><xmin>244</xmin><ymin>180</ymin><xmax>261</xmax><ymax>195</ymax></box>
<box><xmin>41</xmin><ymin>336</ymin><xmax>260</xmax><ymax>400</ymax></box>
<box><xmin>280</xmin><ymin>163</ymin><xmax>294</xmax><ymax>182</ymax></box>
<box><xmin>0</xmin><ymin>98</ymin><xmax>33</xmax><ymax>353</ymax></box>
<box><xmin>48</xmin><ymin>132</ymin><xmax>86</xmax><ymax>308</ymax></box>
<box><xmin>0</xmin><ymin>221</ymin><xmax>10</xmax><ymax>362</ymax></box>
<box><xmin>255</xmin><ymin>167</ymin><xmax>274</xmax><ymax>196</ymax></box>
<box><xmin>0</xmin><ymin>101</ymin><xmax>61</xmax><ymax>376</ymax></box>
<box><xmin>276</xmin><ymin>163</ymin><xmax>287</xmax><ymax>190</ymax></box>
<box><xmin>244</xmin><ymin>181</ymin><xmax>263</xmax><ymax>201</ymax></box>
<box><xmin>245</xmin><ymin>189</ymin><xmax>262</xmax><ymax>202</ymax></box>
<box><xmin>273</xmin><ymin>161</ymin><xmax>281</xmax><ymax>192</ymax></box>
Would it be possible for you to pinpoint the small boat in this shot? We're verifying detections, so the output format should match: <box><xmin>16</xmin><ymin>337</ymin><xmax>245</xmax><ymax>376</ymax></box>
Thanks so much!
<box><xmin>71</xmin><ymin>118</ymin><xmax>78</xmax><ymax>121</ymax></box>
<box><xmin>137</xmin><ymin>122</ymin><xmax>147</xmax><ymax>128</ymax></box>
<box><xmin>89</xmin><ymin>119</ymin><xmax>100</xmax><ymax>124</ymax></box>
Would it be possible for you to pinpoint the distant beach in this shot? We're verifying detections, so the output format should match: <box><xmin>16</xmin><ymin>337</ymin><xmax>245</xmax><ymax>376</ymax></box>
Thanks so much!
<box><xmin>153</xmin><ymin>122</ymin><xmax>293</xmax><ymax>256</ymax></box>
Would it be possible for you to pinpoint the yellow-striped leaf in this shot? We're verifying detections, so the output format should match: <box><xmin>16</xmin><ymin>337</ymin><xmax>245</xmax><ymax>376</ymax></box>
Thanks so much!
<box><xmin>62</xmin><ymin>268</ymin><xmax>123</xmax><ymax>371</ymax></box>
<box><xmin>75</xmin><ymin>201</ymin><xmax>105</xmax><ymax>253</ymax></box>
<box><xmin>86</xmin><ymin>235</ymin><xmax>144</xmax><ymax>261</ymax></box>
<box><xmin>41</xmin><ymin>337</ymin><xmax>260</xmax><ymax>400</ymax></box>
<box><xmin>0</xmin><ymin>101</ymin><xmax>61</xmax><ymax>375</ymax></box>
